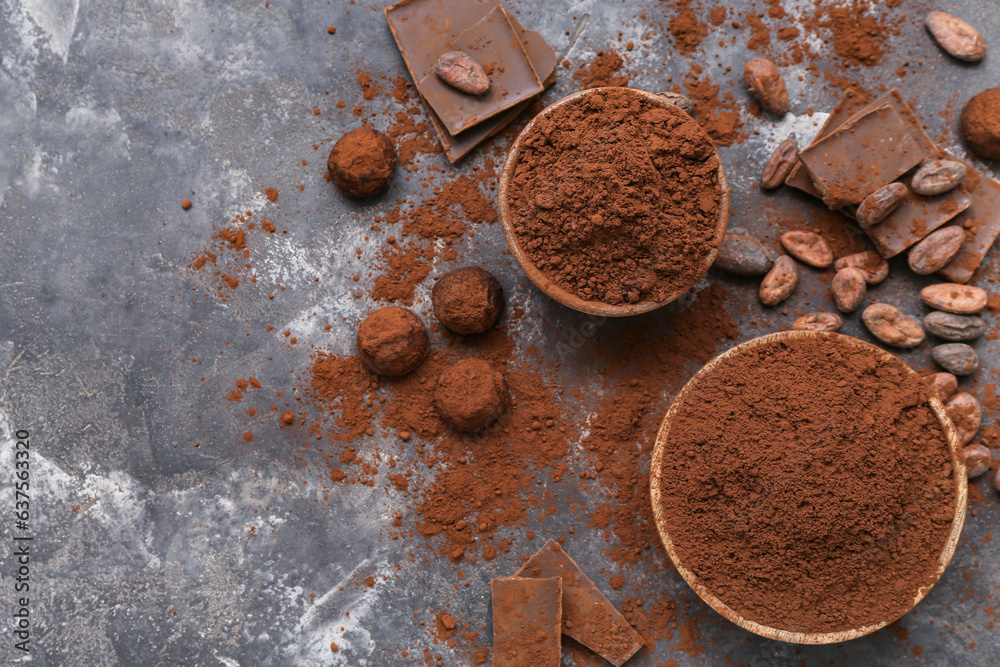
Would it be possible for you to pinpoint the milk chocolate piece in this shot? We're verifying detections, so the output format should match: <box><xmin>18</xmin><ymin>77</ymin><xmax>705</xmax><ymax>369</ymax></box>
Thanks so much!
<box><xmin>491</xmin><ymin>576</ymin><xmax>562</xmax><ymax>667</ymax></box>
<box><xmin>937</xmin><ymin>157</ymin><xmax>1000</xmax><ymax>283</ymax></box>
<box><xmin>514</xmin><ymin>540</ymin><xmax>642</xmax><ymax>666</ymax></box>
<box><xmin>417</xmin><ymin>7</ymin><xmax>542</xmax><ymax>135</ymax></box>
<box><xmin>799</xmin><ymin>104</ymin><xmax>924</xmax><ymax>210</ymax></box>
<box><xmin>384</xmin><ymin>0</ymin><xmax>557</xmax><ymax>163</ymax></box>
<box><xmin>864</xmin><ymin>170</ymin><xmax>973</xmax><ymax>257</ymax></box>
<box><xmin>785</xmin><ymin>89</ymin><xmax>872</xmax><ymax>196</ymax></box>
<box><xmin>788</xmin><ymin>90</ymin><xmax>974</xmax><ymax>257</ymax></box>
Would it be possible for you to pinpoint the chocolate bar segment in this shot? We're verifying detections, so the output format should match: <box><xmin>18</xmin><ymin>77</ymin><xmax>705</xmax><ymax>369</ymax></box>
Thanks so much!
<box><xmin>491</xmin><ymin>576</ymin><xmax>562</xmax><ymax>667</ymax></box>
<box><xmin>785</xmin><ymin>89</ymin><xmax>872</xmax><ymax>196</ymax></box>
<box><xmin>384</xmin><ymin>0</ymin><xmax>557</xmax><ymax>163</ymax></box>
<box><xmin>864</xmin><ymin>171</ymin><xmax>973</xmax><ymax>258</ymax></box>
<box><xmin>937</xmin><ymin>159</ymin><xmax>1000</xmax><ymax>283</ymax></box>
<box><xmin>799</xmin><ymin>104</ymin><xmax>924</xmax><ymax>210</ymax></box>
<box><xmin>515</xmin><ymin>540</ymin><xmax>642</xmax><ymax>666</ymax></box>
<box><xmin>417</xmin><ymin>6</ymin><xmax>543</xmax><ymax>135</ymax></box>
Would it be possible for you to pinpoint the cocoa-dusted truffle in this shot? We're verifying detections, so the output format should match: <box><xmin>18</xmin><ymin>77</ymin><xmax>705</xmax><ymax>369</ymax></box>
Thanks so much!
<box><xmin>431</xmin><ymin>267</ymin><xmax>504</xmax><ymax>335</ymax></box>
<box><xmin>960</xmin><ymin>88</ymin><xmax>1000</xmax><ymax>161</ymax></box>
<box><xmin>434</xmin><ymin>359</ymin><xmax>509</xmax><ymax>431</ymax></box>
<box><xmin>327</xmin><ymin>126</ymin><xmax>398</xmax><ymax>198</ymax></box>
<box><xmin>357</xmin><ymin>306</ymin><xmax>428</xmax><ymax>377</ymax></box>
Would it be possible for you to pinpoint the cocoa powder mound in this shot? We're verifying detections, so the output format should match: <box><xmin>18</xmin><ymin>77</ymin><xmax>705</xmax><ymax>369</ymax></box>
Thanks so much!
<box><xmin>681</xmin><ymin>64</ymin><xmax>746</xmax><ymax>147</ymax></box>
<box><xmin>572</xmin><ymin>50</ymin><xmax>629</xmax><ymax>89</ymax></box>
<box><xmin>508</xmin><ymin>89</ymin><xmax>724</xmax><ymax>305</ymax></box>
<box><xmin>667</xmin><ymin>0</ymin><xmax>709</xmax><ymax>53</ymax></box>
<box><xmin>820</xmin><ymin>1</ymin><xmax>888</xmax><ymax>66</ymax></box>
<box><xmin>655</xmin><ymin>334</ymin><xmax>957</xmax><ymax>633</ymax></box>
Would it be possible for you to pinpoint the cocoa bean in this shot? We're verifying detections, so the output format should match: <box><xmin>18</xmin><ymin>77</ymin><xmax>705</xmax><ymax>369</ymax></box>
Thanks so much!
<box><xmin>831</xmin><ymin>268</ymin><xmax>866</xmax><ymax>313</ymax></box>
<box><xmin>759</xmin><ymin>255</ymin><xmax>798</xmax><ymax>306</ymax></box>
<box><xmin>925</xmin><ymin>11</ymin><xmax>987</xmax><ymax>63</ymax></box>
<box><xmin>995</xmin><ymin>468</ymin><xmax>1000</xmax><ymax>494</ymax></box>
<box><xmin>922</xmin><ymin>372</ymin><xmax>958</xmax><ymax>403</ymax></box>
<box><xmin>932</xmin><ymin>343</ymin><xmax>979</xmax><ymax>376</ymax></box>
<box><xmin>862</xmin><ymin>303</ymin><xmax>925</xmax><ymax>348</ymax></box>
<box><xmin>964</xmin><ymin>444</ymin><xmax>991</xmax><ymax>479</ymax></box>
<box><xmin>923</xmin><ymin>311</ymin><xmax>985</xmax><ymax>341</ymax></box>
<box><xmin>834</xmin><ymin>251</ymin><xmax>889</xmax><ymax>285</ymax></box>
<box><xmin>910</xmin><ymin>159</ymin><xmax>967</xmax><ymax>196</ymax></box>
<box><xmin>920</xmin><ymin>283</ymin><xmax>987</xmax><ymax>314</ymax></box>
<box><xmin>856</xmin><ymin>182</ymin><xmax>909</xmax><ymax>228</ymax></box>
<box><xmin>435</xmin><ymin>51</ymin><xmax>490</xmax><ymax>95</ymax></box>
<box><xmin>792</xmin><ymin>312</ymin><xmax>843</xmax><ymax>332</ymax></box>
<box><xmin>946</xmin><ymin>392</ymin><xmax>982</xmax><ymax>446</ymax></box>
<box><xmin>714</xmin><ymin>233</ymin><xmax>775</xmax><ymax>277</ymax></box>
<box><xmin>656</xmin><ymin>91</ymin><xmax>694</xmax><ymax>115</ymax></box>
<box><xmin>743</xmin><ymin>58</ymin><xmax>789</xmax><ymax>115</ymax></box>
<box><xmin>907</xmin><ymin>226</ymin><xmax>965</xmax><ymax>275</ymax></box>
<box><xmin>761</xmin><ymin>138</ymin><xmax>798</xmax><ymax>190</ymax></box>
<box><xmin>779</xmin><ymin>231</ymin><xmax>833</xmax><ymax>268</ymax></box>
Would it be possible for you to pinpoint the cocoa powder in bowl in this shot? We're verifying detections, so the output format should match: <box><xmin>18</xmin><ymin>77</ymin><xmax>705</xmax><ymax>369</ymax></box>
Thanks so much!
<box><xmin>503</xmin><ymin>88</ymin><xmax>726</xmax><ymax>309</ymax></box>
<box><xmin>652</xmin><ymin>332</ymin><xmax>960</xmax><ymax>637</ymax></box>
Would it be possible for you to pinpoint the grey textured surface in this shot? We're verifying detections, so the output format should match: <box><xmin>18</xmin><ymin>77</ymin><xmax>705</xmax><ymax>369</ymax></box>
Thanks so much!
<box><xmin>0</xmin><ymin>0</ymin><xmax>999</xmax><ymax>665</ymax></box>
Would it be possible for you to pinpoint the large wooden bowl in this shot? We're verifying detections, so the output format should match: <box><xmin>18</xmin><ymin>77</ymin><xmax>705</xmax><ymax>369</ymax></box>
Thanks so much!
<box><xmin>497</xmin><ymin>87</ymin><xmax>730</xmax><ymax>317</ymax></box>
<box><xmin>649</xmin><ymin>330</ymin><xmax>968</xmax><ymax>644</ymax></box>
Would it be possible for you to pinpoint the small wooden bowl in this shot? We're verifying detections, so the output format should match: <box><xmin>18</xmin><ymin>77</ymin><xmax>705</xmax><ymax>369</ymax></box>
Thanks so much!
<box><xmin>649</xmin><ymin>331</ymin><xmax>968</xmax><ymax>644</ymax></box>
<box><xmin>497</xmin><ymin>87</ymin><xmax>731</xmax><ymax>317</ymax></box>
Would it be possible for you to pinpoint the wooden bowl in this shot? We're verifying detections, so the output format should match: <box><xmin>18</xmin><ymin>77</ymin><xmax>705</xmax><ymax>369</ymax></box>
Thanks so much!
<box><xmin>649</xmin><ymin>330</ymin><xmax>968</xmax><ymax>644</ymax></box>
<box><xmin>497</xmin><ymin>87</ymin><xmax>731</xmax><ymax>317</ymax></box>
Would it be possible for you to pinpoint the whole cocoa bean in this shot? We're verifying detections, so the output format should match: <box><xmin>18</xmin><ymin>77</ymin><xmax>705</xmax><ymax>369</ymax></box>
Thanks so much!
<box><xmin>834</xmin><ymin>251</ymin><xmax>890</xmax><ymax>285</ymax></box>
<box><xmin>856</xmin><ymin>182</ymin><xmax>909</xmax><ymax>228</ymax></box>
<box><xmin>862</xmin><ymin>303</ymin><xmax>925</xmax><ymax>348</ymax></box>
<box><xmin>920</xmin><ymin>283</ymin><xmax>987</xmax><ymax>314</ymax></box>
<box><xmin>923</xmin><ymin>311</ymin><xmax>985</xmax><ymax>341</ymax></box>
<box><xmin>925</xmin><ymin>11</ymin><xmax>987</xmax><ymax>63</ymax></box>
<box><xmin>714</xmin><ymin>233</ymin><xmax>775</xmax><ymax>276</ymax></box>
<box><xmin>780</xmin><ymin>231</ymin><xmax>833</xmax><ymax>268</ymax></box>
<box><xmin>910</xmin><ymin>159</ymin><xmax>967</xmax><ymax>196</ymax></box>
<box><xmin>761</xmin><ymin>138</ymin><xmax>798</xmax><ymax>190</ymax></box>
<box><xmin>792</xmin><ymin>312</ymin><xmax>843</xmax><ymax>332</ymax></box>
<box><xmin>932</xmin><ymin>343</ymin><xmax>979</xmax><ymax>376</ymax></box>
<box><xmin>907</xmin><ymin>226</ymin><xmax>965</xmax><ymax>275</ymax></box>
<box><xmin>743</xmin><ymin>58</ymin><xmax>789</xmax><ymax>115</ymax></box>
<box><xmin>831</xmin><ymin>268</ymin><xmax>866</xmax><ymax>313</ymax></box>
<box><xmin>759</xmin><ymin>255</ymin><xmax>798</xmax><ymax>306</ymax></box>
<box><xmin>963</xmin><ymin>444</ymin><xmax>992</xmax><ymax>479</ymax></box>
<box><xmin>946</xmin><ymin>392</ymin><xmax>982</xmax><ymax>446</ymax></box>
<box><xmin>923</xmin><ymin>372</ymin><xmax>958</xmax><ymax>403</ymax></box>
<box><xmin>656</xmin><ymin>91</ymin><xmax>694</xmax><ymax>114</ymax></box>
<box><xmin>435</xmin><ymin>51</ymin><xmax>490</xmax><ymax>95</ymax></box>
<box><xmin>995</xmin><ymin>468</ymin><xmax>1000</xmax><ymax>494</ymax></box>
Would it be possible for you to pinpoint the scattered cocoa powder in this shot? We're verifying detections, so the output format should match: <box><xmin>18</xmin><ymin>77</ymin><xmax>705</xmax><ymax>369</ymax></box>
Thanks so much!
<box><xmin>508</xmin><ymin>88</ymin><xmax>724</xmax><ymax>305</ymax></box>
<box><xmin>572</xmin><ymin>50</ymin><xmax>629</xmax><ymax>89</ymax></box>
<box><xmin>655</xmin><ymin>334</ymin><xmax>957</xmax><ymax>633</ymax></box>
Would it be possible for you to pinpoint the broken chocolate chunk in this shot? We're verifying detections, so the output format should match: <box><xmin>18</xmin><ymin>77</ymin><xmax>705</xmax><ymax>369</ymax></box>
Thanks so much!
<box><xmin>515</xmin><ymin>540</ymin><xmax>642</xmax><ymax>667</ymax></box>
<box><xmin>799</xmin><ymin>104</ymin><xmax>924</xmax><ymax>210</ymax></box>
<box><xmin>416</xmin><ymin>6</ymin><xmax>543</xmax><ymax>136</ymax></box>
<box><xmin>491</xmin><ymin>576</ymin><xmax>562</xmax><ymax>667</ymax></box>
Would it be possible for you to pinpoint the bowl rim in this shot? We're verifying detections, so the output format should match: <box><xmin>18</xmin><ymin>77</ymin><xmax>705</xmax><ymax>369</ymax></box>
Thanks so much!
<box><xmin>497</xmin><ymin>86</ymin><xmax>731</xmax><ymax>317</ymax></box>
<box><xmin>649</xmin><ymin>330</ymin><xmax>968</xmax><ymax>644</ymax></box>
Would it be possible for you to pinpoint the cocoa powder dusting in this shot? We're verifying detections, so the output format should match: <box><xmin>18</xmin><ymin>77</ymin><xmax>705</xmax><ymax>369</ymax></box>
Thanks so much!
<box><xmin>656</xmin><ymin>334</ymin><xmax>956</xmax><ymax>633</ymax></box>
<box><xmin>508</xmin><ymin>89</ymin><xmax>723</xmax><ymax>305</ymax></box>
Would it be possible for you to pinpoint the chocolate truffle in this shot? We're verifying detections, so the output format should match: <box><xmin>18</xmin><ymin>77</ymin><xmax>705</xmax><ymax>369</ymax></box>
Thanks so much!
<box><xmin>356</xmin><ymin>306</ymin><xmax>428</xmax><ymax>377</ymax></box>
<box><xmin>431</xmin><ymin>267</ymin><xmax>504</xmax><ymax>335</ymax></box>
<box><xmin>960</xmin><ymin>88</ymin><xmax>1000</xmax><ymax>161</ymax></box>
<box><xmin>434</xmin><ymin>359</ymin><xmax>509</xmax><ymax>431</ymax></box>
<box><xmin>327</xmin><ymin>126</ymin><xmax>398</xmax><ymax>198</ymax></box>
